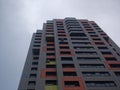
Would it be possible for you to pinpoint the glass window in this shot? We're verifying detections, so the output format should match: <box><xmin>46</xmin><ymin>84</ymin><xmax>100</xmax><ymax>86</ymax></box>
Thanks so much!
<box><xmin>86</xmin><ymin>81</ymin><xmax>116</xmax><ymax>87</ymax></box>
<box><xmin>64</xmin><ymin>81</ymin><xmax>80</xmax><ymax>87</ymax></box>
<box><xmin>79</xmin><ymin>64</ymin><xmax>105</xmax><ymax>68</ymax></box>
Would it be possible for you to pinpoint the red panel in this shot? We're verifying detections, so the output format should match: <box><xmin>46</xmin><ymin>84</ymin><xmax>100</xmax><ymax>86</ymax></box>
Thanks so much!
<box><xmin>42</xmin><ymin>46</ymin><xmax>46</xmax><ymax>52</ymax></box>
<box><xmin>62</xmin><ymin>76</ymin><xmax>85</xmax><ymax>90</ymax></box>
<box><xmin>47</xmin><ymin>42</ymin><xmax>54</xmax><ymax>44</ymax></box>
<box><xmin>46</xmin><ymin>46</ymin><xmax>55</xmax><ymax>48</ymax></box>
<box><xmin>40</xmin><ymin>69</ymin><xmax>46</xmax><ymax>78</ymax></box>
<box><xmin>59</xmin><ymin>49</ymin><xmax>75</xmax><ymax>56</ymax></box>
<box><xmin>58</xmin><ymin>31</ymin><xmax>65</xmax><ymax>33</ymax></box>
<box><xmin>62</xmin><ymin>68</ymin><xmax>76</xmax><ymax>72</ymax></box>
<box><xmin>103</xmin><ymin>55</ymin><xmax>114</xmax><ymax>58</ymax></box>
<box><xmin>59</xmin><ymin>44</ymin><xmax>69</xmax><ymax>47</ymax></box>
<box><xmin>46</xmin><ymin>56</ymin><xmax>55</xmax><ymax>58</ymax></box>
<box><xmin>105</xmin><ymin>61</ymin><xmax>120</xmax><ymax>70</ymax></box>
<box><xmin>40</xmin><ymin>68</ymin><xmax>57</xmax><ymax>78</ymax></box>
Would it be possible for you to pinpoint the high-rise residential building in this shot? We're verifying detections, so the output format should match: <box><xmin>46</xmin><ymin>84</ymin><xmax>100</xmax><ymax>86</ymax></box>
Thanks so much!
<box><xmin>18</xmin><ymin>18</ymin><xmax>120</xmax><ymax>90</ymax></box>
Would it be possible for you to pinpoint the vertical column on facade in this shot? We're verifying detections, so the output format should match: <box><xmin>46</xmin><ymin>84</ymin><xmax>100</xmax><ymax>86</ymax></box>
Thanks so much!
<box><xmin>62</xmin><ymin>18</ymin><xmax>86</xmax><ymax>90</ymax></box>
<box><xmin>38</xmin><ymin>21</ymin><xmax>58</xmax><ymax>90</ymax></box>
<box><xmin>54</xmin><ymin>19</ymin><xmax>66</xmax><ymax>90</ymax></box>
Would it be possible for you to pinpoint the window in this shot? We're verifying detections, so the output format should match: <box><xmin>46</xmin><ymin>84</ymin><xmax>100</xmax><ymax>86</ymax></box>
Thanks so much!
<box><xmin>31</xmin><ymin>67</ymin><xmax>37</xmax><ymax>71</ymax></box>
<box><xmin>46</xmin><ymin>53</ymin><xmax>55</xmax><ymax>56</ymax></box>
<box><xmin>83</xmin><ymin>25</ymin><xmax>91</xmax><ymax>28</ymax></box>
<box><xmin>92</xmin><ymin>24</ymin><xmax>99</xmax><ymax>27</ymax></box>
<box><xmin>101</xmin><ymin>51</ymin><xmax>112</xmax><ymax>55</ymax></box>
<box><xmin>32</xmin><ymin>62</ymin><xmax>38</xmax><ymax>65</ymax></box>
<box><xmin>35</xmin><ymin>38</ymin><xmax>41</xmax><ymax>40</ymax></box>
<box><xmin>59</xmin><ymin>42</ymin><xmax>68</xmax><ymax>44</ymax></box>
<box><xmin>105</xmin><ymin>61</ymin><xmax>120</xmax><ymax>70</ymax></box>
<box><xmin>82</xmin><ymin>72</ymin><xmax>110</xmax><ymax>77</ymax></box>
<box><xmin>86</xmin><ymin>81</ymin><xmax>116</xmax><ymax>87</ymax></box>
<box><xmin>86</xmin><ymin>29</ymin><xmax>94</xmax><ymax>31</ymax></box>
<box><xmin>58</xmin><ymin>38</ymin><xmax>67</xmax><ymax>41</ymax></box>
<box><xmin>114</xmin><ymin>72</ymin><xmax>120</xmax><ymax>77</ymax></box>
<box><xmin>101</xmin><ymin>33</ymin><xmax>106</xmax><ymax>35</ymax></box>
<box><xmin>33</xmin><ymin>45</ymin><xmax>40</xmax><ymax>47</ymax></box>
<box><xmin>58</xmin><ymin>34</ymin><xmax>66</xmax><ymax>36</ymax></box>
<box><xmin>79</xmin><ymin>64</ymin><xmax>105</xmax><ymax>68</ymax></box>
<box><xmin>95</xmin><ymin>28</ymin><xmax>101</xmax><ymax>30</ymax></box>
<box><xmin>60</xmin><ymin>46</ymin><xmax>69</xmax><ymax>49</ymax></box>
<box><xmin>90</xmin><ymin>35</ymin><xmax>99</xmax><ymax>37</ymax></box>
<box><xmin>92</xmin><ymin>38</ymin><xmax>101</xmax><ymax>40</ymax></box>
<box><xmin>72</xmin><ymin>42</ymin><xmax>91</xmax><ymax>45</ymax></box>
<box><xmin>46</xmin><ymin>30</ymin><xmax>53</xmax><ymax>32</ymax></box>
<box><xmin>63</xmin><ymin>72</ymin><xmax>77</xmax><ymax>76</ymax></box>
<box><xmin>47</xmin><ymin>44</ymin><xmax>54</xmax><ymax>46</ymax></box>
<box><xmin>71</xmin><ymin>38</ymin><xmax>88</xmax><ymax>40</ymax></box>
<box><xmin>32</xmin><ymin>49</ymin><xmax>40</xmax><ymax>55</ymax></box>
<box><xmin>117</xmin><ymin>53</ymin><xmax>120</xmax><ymax>56</ymax></box>
<box><xmin>46</xmin><ymin>58</ymin><xmax>55</xmax><ymax>62</ymax></box>
<box><xmin>28</xmin><ymin>81</ymin><xmax>36</xmax><ymax>86</ymax></box>
<box><xmin>95</xmin><ymin>42</ymin><xmax>105</xmax><ymax>45</ymax></box>
<box><xmin>62</xmin><ymin>64</ymin><xmax>74</xmax><ymax>68</ymax></box>
<box><xmin>74</xmin><ymin>46</ymin><xmax>94</xmax><ymax>50</ymax></box>
<box><xmin>46</xmin><ymin>80</ymin><xmax>57</xmax><ymax>85</ymax></box>
<box><xmin>27</xmin><ymin>89</ymin><xmax>35</xmax><ymax>90</ymax></box>
<box><xmin>33</xmin><ymin>57</ymin><xmax>39</xmax><ymax>60</ymax></box>
<box><xmin>77</xmin><ymin>57</ymin><xmax>101</xmax><ymax>61</ymax></box>
<box><xmin>75</xmin><ymin>51</ymin><xmax>97</xmax><ymax>55</ymax></box>
<box><xmin>60</xmin><ymin>51</ymin><xmax>71</xmax><ymax>54</ymax></box>
<box><xmin>88</xmin><ymin>32</ymin><xmax>96</xmax><ymax>34</ymax></box>
<box><xmin>36</xmin><ymin>32</ymin><xmax>42</xmax><ymax>34</ymax></box>
<box><xmin>69</xmin><ymin>29</ymin><xmax>83</xmax><ymax>32</ymax></box>
<box><xmin>34</xmin><ymin>41</ymin><xmax>41</xmax><ymax>43</ymax></box>
<box><xmin>61</xmin><ymin>57</ymin><xmax>73</xmax><ymax>61</ymax></box>
<box><xmin>105</xmin><ymin>57</ymin><xmax>117</xmax><ymax>61</ymax></box>
<box><xmin>58</xmin><ymin>32</ymin><xmax>65</xmax><ymax>34</ymax></box>
<box><xmin>46</xmin><ymin>65</ymin><xmax>56</xmax><ymax>68</ymax></box>
<box><xmin>57</xmin><ymin>28</ymin><xmax>64</xmax><ymax>30</ymax></box>
<box><xmin>109</xmin><ymin>64</ymin><xmax>120</xmax><ymax>68</ymax></box>
<box><xmin>67</xmin><ymin>26</ymin><xmax>81</xmax><ymax>30</ymax></box>
<box><xmin>70</xmin><ymin>33</ymin><xmax>86</xmax><ymax>37</ymax></box>
<box><xmin>35</xmin><ymin>35</ymin><xmax>41</xmax><ymax>37</ymax></box>
<box><xmin>113</xmin><ymin>48</ymin><xmax>116</xmax><ymax>51</ymax></box>
<box><xmin>46</xmin><ymin>72</ymin><xmax>56</xmax><ymax>76</ymax></box>
<box><xmin>46</xmin><ymin>33</ymin><xmax>54</xmax><ymax>35</ymax></box>
<box><xmin>98</xmin><ymin>46</ymin><xmax>108</xmax><ymax>49</ymax></box>
<box><xmin>47</xmin><ymin>48</ymin><xmax>55</xmax><ymax>51</ymax></box>
<box><xmin>29</xmin><ymin>74</ymin><xmax>37</xmax><ymax>78</ymax></box>
<box><xmin>64</xmin><ymin>81</ymin><xmax>80</xmax><ymax>87</ymax></box>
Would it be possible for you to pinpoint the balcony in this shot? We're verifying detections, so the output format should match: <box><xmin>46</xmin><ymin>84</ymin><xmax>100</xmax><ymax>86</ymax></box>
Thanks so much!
<box><xmin>46</xmin><ymin>34</ymin><xmax>54</xmax><ymax>42</ymax></box>
<box><xmin>45</xmin><ymin>85</ymin><xmax>58</xmax><ymax>90</ymax></box>
<box><xmin>46</xmin><ymin>61</ymin><xmax>56</xmax><ymax>65</ymax></box>
<box><xmin>70</xmin><ymin>32</ymin><xmax>86</xmax><ymax>37</ymax></box>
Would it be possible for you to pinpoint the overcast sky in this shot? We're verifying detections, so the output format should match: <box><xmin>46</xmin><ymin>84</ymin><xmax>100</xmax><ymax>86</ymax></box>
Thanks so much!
<box><xmin>0</xmin><ymin>0</ymin><xmax>120</xmax><ymax>90</ymax></box>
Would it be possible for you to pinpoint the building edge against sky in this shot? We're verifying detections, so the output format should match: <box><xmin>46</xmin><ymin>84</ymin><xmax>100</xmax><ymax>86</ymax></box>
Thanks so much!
<box><xmin>18</xmin><ymin>17</ymin><xmax>120</xmax><ymax>90</ymax></box>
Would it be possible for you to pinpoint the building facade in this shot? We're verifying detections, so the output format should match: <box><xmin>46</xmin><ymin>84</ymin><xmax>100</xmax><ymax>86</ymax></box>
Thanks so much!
<box><xmin>18</xmin><ymin>18</ymin><xmax>120</xmax><ymax>90</ymax></box>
